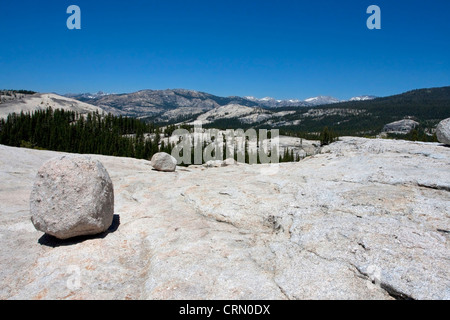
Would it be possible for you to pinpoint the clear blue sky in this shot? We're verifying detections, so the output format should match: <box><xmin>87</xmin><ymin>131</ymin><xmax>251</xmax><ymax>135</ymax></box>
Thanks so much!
<box><xmin>1</xmin><ymin>0</ymin><xmax>449</xmax><ymax>100</ymax></box>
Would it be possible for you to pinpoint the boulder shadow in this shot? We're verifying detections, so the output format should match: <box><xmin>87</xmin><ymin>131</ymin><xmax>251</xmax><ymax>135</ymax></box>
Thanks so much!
<box><xmin>38</xmin><ymin>214</ymin><xmax>121</xmax><ymax>248</ymax></box>
<box><xmin>150</xmin><ymin>168</ymin><xmax>177</xmax><ymax>172</ymax></box>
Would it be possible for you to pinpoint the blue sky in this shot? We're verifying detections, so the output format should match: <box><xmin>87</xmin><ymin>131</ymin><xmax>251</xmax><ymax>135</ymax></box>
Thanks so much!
<box><xmin>0</xmin><ymin>0</ymin><xmax>449</xmax><ymax>100</ymax></box>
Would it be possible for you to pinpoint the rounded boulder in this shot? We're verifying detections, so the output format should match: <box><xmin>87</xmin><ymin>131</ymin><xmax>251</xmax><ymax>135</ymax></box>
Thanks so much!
<box><xmin>151</xmin><ymin>152</ymin><xmax>177</xmax><ymax>172</ymax></box>
<box><xmin>436</xmin><ymin>118</ymin><xmax>450</xmax><ymax>145</ymax></box>
<box><xmin>30</xmin><ymin>155</ymin><xmax>114</xmax><ymax>240</ymax></box>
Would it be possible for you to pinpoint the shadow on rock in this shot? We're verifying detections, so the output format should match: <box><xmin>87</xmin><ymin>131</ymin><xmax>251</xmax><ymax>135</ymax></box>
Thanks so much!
<box><xmin>38</xmin><ymin>214</ymin><xmax>120</xmax><ymax>248</ymax></box>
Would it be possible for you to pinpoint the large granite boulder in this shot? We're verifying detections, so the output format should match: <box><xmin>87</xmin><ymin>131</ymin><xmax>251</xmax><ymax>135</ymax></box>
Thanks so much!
<box><xmin>436</xmin><ymin>118</ymin><xmax>450</xmax><ymax>145</ymax></box>
<box><xmin>30</xmin><ymin>155</ymin><xmax>114</xmax><ymax>239</ymax></box>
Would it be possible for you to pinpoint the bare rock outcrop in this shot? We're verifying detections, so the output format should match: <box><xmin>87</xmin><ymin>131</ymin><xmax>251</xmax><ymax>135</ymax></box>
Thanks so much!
<box><xmin>0</xmin><ymin>93</ymin><xmax>104</xmax><ymax>119</ymax></box>
<box><xmin>30</xmin><ymin>155</ymin><xmax>114</xmax><ymax>240</ymax></box>
<box><xmin>382</xmin><ymin>119</ymin><xmax>419</xmax><ymax>134</ymax></box>
<box><xmin>0</xmin><ymin>137</ymin><xmax>448</xmax><ymax>300</ymax></box>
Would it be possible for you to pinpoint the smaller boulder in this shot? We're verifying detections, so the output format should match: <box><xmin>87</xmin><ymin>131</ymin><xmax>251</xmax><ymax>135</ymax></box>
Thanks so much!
<box><xmin>151</xmin><ymin>152</ymin><xmax>177</xmax><ymax>172</ymax></box>
<box><xmin>436</xmin><ymin>118</ymin><xmax>450</xmax><ymax>145</ymax></box>
<box><xmin>203</xmin><ymin>160</ymin><xmax>225</xmax><ymax>168</ymax></box>
<box><xmin>223</xmin><ymin>158</ymin><xmax>237</xmax><ymax>166</ymax></box>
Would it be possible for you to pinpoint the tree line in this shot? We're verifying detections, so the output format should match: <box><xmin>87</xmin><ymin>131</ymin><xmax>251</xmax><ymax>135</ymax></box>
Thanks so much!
<box><xmin>0</xmin><ymin>108</ymin><xmax>159</xmax><ymax>159</ymax></box>
<box><xmin>1</xmin><ymin>89</ymin><xmax>36</xmax><ymax>95</ymax></box>
<box><xmin>0</xmin><ymin>108</ymin><xmax>303</xmax><ymax>164</ymax></box>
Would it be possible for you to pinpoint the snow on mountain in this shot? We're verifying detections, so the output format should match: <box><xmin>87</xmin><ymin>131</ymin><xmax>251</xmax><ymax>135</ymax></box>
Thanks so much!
<box><xmin>243</xmin><ymin>96</ymin><xmax>309</xmax><ymax>108</ymax></box>
<box><xmin>65</xmin><ymin>91</ymin><xmax>111</xmax><ymax>100</ymax></box>
<box><xmin>245</xmin><ymin>95</ymin><xmax>345</xmax><ymax>107</ymax></box>
<box><xmin>304</xmin><ymin>96</ymin><xmax>341</xmax><ymax>105</ymax></box>
<box><xmin>61</xmin><ymin>89</ymin><xmax>378</xmax><ymax>122</ymax></box>
<box><xmin>349</xmin><ymin>95</ymin><xmax>377</xmax><ymax>101</ymax></box>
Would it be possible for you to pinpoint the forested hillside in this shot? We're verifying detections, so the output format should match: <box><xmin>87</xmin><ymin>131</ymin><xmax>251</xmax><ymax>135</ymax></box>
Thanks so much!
<box><xmin>255</xmin><ymin>86</ymin><xmax>450</xmax><ymax>137</ymax></box>
<box><xmin>0</xmin><ymin>109</ymin><xmax>158</xmax><ymax>159</ymax></box>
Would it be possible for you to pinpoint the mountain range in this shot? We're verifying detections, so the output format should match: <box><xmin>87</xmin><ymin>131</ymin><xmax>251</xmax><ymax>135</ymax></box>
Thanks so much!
<box><xmin>64</xmin><ymin>89</ymin><xmax>376</xmax><ymax>118</ymax></box>
<box><xmin>2</xmin><ymin>87</ymin><xmax>449</xmax><ymax>137</ymax></box>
